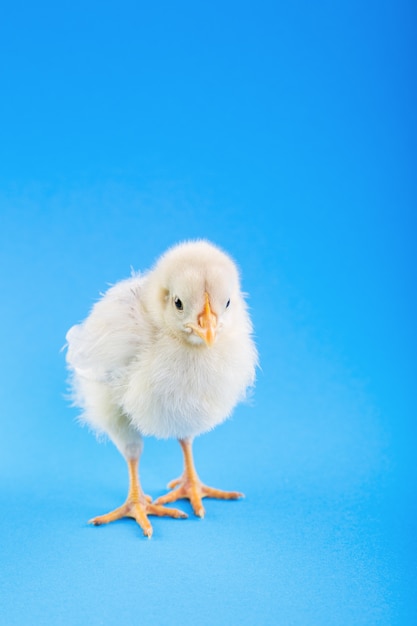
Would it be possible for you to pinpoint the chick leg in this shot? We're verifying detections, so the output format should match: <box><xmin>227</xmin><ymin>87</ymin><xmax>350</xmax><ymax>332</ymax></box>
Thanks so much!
<box><xmin>155</xmin><ymin>438</ymin><xmax>244</xmax><ymax>518</ymax></box>
<box><xmin>89</xmin><ymin>457</ymin><xmax>187</xmax><ymax>537</ymax></box>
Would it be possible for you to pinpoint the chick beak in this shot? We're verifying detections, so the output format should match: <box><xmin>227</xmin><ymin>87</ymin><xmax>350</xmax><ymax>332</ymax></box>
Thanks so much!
<box><xmin>188</xmin><ymin>292</ymin><xmax>217</xmax><ymax>346</ymax></box>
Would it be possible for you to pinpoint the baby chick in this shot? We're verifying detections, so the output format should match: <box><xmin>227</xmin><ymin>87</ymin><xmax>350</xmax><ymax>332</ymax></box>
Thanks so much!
<box><xmin>66</xmin><ymin>240</ymin><xmax>257</xmax><ymax>537</ymax></box>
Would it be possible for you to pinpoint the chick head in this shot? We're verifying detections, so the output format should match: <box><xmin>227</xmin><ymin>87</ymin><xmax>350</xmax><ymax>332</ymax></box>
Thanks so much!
<box><xmin>144</xmin><ymin>240</ymin><xmax>243</xmax><ymax>347</ymax></box>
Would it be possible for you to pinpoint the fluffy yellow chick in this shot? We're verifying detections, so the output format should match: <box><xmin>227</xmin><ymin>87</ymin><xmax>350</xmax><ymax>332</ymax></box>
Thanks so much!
<box><xmin>66</xmin><ymin>240</ymin><xmax>257</xmax><ymax>537</ymax></box>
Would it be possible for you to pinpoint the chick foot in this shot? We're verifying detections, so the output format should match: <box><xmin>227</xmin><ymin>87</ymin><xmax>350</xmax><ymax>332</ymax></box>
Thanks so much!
<box><xmin>155</xmin><ymin>476</ymin><xmax>243</xmax><ymax>518</ymax></box>
<box><xmin>89</xmin><ymin>457</ymin><xmax>187</xmax><ymax>538</ymax></box>
<box><xmin>154</xmin><ymin>438</ymin><xmax>244</xmax><ymax>518</ymax></box>
<box><xmin>89</xmin><ymin>497</ymin><xmax>187</xmax><ymax>538</ymax></box>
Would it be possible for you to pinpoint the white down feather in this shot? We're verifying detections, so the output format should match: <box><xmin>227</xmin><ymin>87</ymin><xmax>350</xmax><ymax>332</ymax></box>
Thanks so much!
<box><xmin>66</xmin><ymin>240</ymin><xmax>257</xmax><ymax>457</ymax></box>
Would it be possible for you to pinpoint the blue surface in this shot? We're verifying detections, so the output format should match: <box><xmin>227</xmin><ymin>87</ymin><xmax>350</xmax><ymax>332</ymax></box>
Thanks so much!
<box><xmin>0</xmin><ymin>2</ymin><xmax>416</xmax><ymax>624</ymax></box>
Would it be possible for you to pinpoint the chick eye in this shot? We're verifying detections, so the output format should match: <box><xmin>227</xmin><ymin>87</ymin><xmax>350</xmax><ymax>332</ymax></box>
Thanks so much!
<box><xmin>225</xmin><ymin>299</ymin><xmax>231</xmax><ymax>309</ymax></box>
<box><xmin>174</xmin><ymin>296</ymin><xmax>183</xmax><ymax>311</ymax></box>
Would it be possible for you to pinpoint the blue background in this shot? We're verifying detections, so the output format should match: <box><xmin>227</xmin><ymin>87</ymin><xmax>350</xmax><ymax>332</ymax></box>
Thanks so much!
<box><xmin>0</xmin><ymin>1</ymin><xmax>415</xmax><ymax>624</ymax></box>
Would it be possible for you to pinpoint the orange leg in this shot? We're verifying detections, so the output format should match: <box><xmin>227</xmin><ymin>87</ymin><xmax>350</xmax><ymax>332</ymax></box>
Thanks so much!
<box><xmin>89</xmin><ymin>457</ymin><xmax>187</xmax><ymax>538</ymax></box>
<box><xmin>154</xmin><ymin>438</ymin><xmax>244</xmax><ymax>518</ymax></box>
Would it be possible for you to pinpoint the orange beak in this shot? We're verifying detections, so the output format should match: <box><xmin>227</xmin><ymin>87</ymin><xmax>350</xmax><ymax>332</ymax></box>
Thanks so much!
<box><xmin>187</xmin><ymin>292</ymin><xmax>217</xmax><ymax>346</ymax></box>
